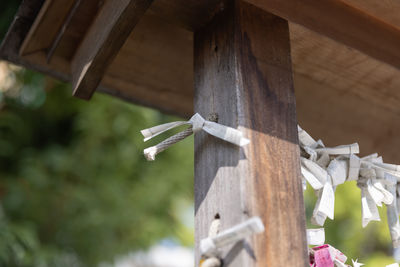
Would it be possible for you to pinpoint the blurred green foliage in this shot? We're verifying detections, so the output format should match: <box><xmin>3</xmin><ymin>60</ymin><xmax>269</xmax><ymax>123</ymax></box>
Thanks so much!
<box><xmin>0</xmin><ymin>65</ymin><xmax>194</xmax><ymax>266</ymax></box>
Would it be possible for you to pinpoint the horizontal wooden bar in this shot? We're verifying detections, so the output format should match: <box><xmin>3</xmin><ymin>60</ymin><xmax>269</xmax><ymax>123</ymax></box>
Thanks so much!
<box><xmin>71</xmin><ymin>0</ymin><xmax>153</xmax><ymax>99</ymax></box>
<box><xmin>246</xmin><ymin>0</ymin><xmax>400</xmax><ymax>69</ymax></box>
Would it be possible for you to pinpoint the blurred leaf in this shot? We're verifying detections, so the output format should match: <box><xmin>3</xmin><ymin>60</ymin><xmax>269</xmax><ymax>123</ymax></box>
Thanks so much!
<box><xmin>0</xmin><ymin>64</ymin><xmax>194</xmax><ymax>266</ymax></box>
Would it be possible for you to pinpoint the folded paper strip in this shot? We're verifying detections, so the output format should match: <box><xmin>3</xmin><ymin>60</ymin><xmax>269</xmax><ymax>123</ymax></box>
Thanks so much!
<box><xmin>200</xmin><ymin>216</ymin><xmax>264</xmax><ymax>257</ymax></box>
<box><xmin>307</xmin><ymin>228</ymin><xmax>326</xmax><ymax>246</ymax></box>
<box><xmin>299</xmin><ymin>126</ymin><xmax>400</xmax><ymax>248</ymax></box>
<box><xmin>141</xmin><ymin>113</ymin><xmax>249</xmax><ymax>160</ymax></box>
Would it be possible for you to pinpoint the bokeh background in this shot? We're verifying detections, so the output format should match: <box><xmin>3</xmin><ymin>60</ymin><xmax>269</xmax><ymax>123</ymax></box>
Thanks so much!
<box><xmin>0</xmin><ymin>1</ymin><xmax>397</xmax><ymax>266</ymax></box>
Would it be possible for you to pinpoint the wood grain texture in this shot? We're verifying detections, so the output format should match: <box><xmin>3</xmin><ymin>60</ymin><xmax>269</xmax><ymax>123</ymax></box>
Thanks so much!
<box><xmin>70</xmin><ymin>0</ymin><xmax>153</xmax><ymax>99</ymax></box>
<box><xmin>0</xmin><ymin>0</ymin><xmax>45</xmax><ymax>62</ymax></box>
<box><xmin>18</xmin><ymin>0</ymin><xmax>76</xmax><ymax>56</ymax></box>
<box><xmin>147</xmin><ymin>0</ymin><xmax>222</xmax><ymax>31</ymax></box>
<box><xmin>4</xmin><ymin>0</ymin><xmax>400</xmax><ymax>162</ymax></box>
<box><xmin>194</xmin><ymin>1</ymin><xmax>307</xmax><ymax>266</ymax></box>
<box><xmin>290</xmin><ymin>23</ymin><xmax>400</xmax><ymax>117</ymax></box>
<box><xmin>101</xmin><ymin>12</ymin><xmax>193</xmax><ymax>116</ymax></box>
<box><xmin>295</xmin><ymin>73</ymin><xmax>400</xmax><ymax>165</ymax></box>
<box><xmin>342</xmin><ymin>0</ymin><xmax>400</xmax><ymax>29</ymax></box>
<box><xmin>246</xmin><ymin>0</ymin><xmax>400</xmax><ymax>69</ymax></box>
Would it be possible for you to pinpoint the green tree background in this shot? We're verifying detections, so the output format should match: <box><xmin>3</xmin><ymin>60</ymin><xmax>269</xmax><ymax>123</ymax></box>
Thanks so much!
<box><xmin>0</xmin><ymin>64</ymin><xmax>194</xmax><ymax>266</ymax></box>
<box><xmin>0</xmin><ymin>1</ymin><xmax>397</xmax><ymax>266</ymax></box>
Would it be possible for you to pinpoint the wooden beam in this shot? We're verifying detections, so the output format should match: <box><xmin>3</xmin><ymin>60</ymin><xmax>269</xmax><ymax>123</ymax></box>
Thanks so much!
<box><xmin>70</xmin><ymin>0</ymin><xmax>153</xmax><ymax>99</ymax></box>
<box><xmin>246</xmin><ymin>0</ymin><xmax>400</xmax><ymax>69</ymax></box>
<box><xmin>0</xmin><ymin>0</ymin><xmax>45</xmax><ymax>62</ymax></box>
<box><xmin>194</xmin><ymin>1</ymin><xmax>307</xmax><ymax>266</ymax></box>
<box><xmin>18</xmin><ymin>0</ymin><xmax>77</xmax><ymax>57</ymax></box>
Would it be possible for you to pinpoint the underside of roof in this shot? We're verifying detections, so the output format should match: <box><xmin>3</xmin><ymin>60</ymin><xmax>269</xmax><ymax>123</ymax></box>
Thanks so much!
<box><xmin>1</xmin><ymin>0</ymin><xmax>400</xmax><ymax>161</ymax></box>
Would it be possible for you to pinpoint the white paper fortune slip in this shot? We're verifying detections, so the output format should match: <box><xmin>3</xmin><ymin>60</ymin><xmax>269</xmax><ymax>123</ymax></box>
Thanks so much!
<box><xmin>141</xmin><ymin>113</ymin><xmax>250</xmax><ymax>160</ymax></box>
<box><xmin>200</xmin><ymin>217</ymin><xmax>264</xmax><ymax>257</ymax></box>
<box><xmin>385</xmin><ymin>173</ymin><xmax>400</xmax><ymax>248</ymax></box>
<box><xmin>301</xmin><ymin>157</ymin><xmax>335</xmax><ymax>226</ymax></box>
<box><xmin>307</xmin><ymin>228</ymin><xmax>325</xmax><ymax>246</ymax></box>
<box><xmin>360</xmin><ymin>185</ymin><xmax>381</xmax><ymax>227</ymax></box>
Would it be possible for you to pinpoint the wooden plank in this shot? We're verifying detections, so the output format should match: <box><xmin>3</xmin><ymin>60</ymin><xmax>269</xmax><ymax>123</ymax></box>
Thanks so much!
<box><xmin>71</xmin><ymin>0</ymin><xmax>154</xmax><ymax>99</ymax></box>
<box><xmin>0</xmin><ymin>0</ymin><xmax>69</xmax><ymax>81</ymax></box>
<box><xmin>342</xmin><ymin>0</ymin><xmax>400</xmax><ymax>29</ymax></box>
<box><xmin>0</xmin><ymin>0</ymin><xmax>45</xmax><ymax>62</ymax></box>
<box><xmin>18</xmin><ymin>0</ymin><xmax>76</xmax><ymax>56</ymax></box>
<box><xmin>290</xmin><ymin>23</ymin><xmax>400</xmax><ymax>117</ymax></box>
<box><xmin>147</xmin><ymin>0</ymin><xmax>221</xmax><ymax>31</ymax></box>
<box><xmin>194</xmin><ymin>1</ymin><xmax>307</xmax><ymax>266</ymax></box>
<box><xmin>246</xmin><ymin>0</ymin><xmax>400</xmax><ymax>69</ymax></box>
<box><xmin>130</xmin><ymin>0</ymin><xmax>400</xmax><ymax>70</ymax></box>
<box><xmin>101</xmin><ymin>12</ymin><xmax>193</xmax><ymax>116</ymax></box>
<box><xmin>46</xmin><ymin>0</ymin><xmax>82</xmax><ymax>62</ymax></box>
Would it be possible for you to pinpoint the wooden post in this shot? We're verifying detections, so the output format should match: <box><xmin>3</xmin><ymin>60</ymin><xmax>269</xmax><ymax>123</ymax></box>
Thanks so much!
<box><xmin>194</xmin><ymin>1</ymin><xmax>308</xmax><ymax>266</ymax></box>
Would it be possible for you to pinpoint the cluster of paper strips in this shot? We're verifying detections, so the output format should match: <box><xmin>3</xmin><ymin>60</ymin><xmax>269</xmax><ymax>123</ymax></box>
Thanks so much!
<box><xmin>141</xmin><ymin>117</ymin><xmax>400</xmax><ymax>263</ymax></box>
<box><xmin>298</xmin><ymin>126</ymin><xmax>400</xmax><ymax>248</ymax></box>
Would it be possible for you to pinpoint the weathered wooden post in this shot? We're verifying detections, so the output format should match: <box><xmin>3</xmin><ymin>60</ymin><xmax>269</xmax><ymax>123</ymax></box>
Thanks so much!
<box><xmin>194</xmin><ymin>1</ymin><xmax>308</xmax><ymax>266</ymax></box>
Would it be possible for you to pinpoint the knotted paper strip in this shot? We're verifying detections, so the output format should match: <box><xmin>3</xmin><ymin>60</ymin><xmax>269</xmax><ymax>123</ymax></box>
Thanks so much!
<box><xmin>307</xmin><ymin>228</ymin><xmax>325</xmax><ymax>246</ymax></box>
<box><xmin>357</xmin><ymin>157</ymin><xmax>396</xmax><ymax>230</ymax></box>
<box><xmin>301</xmin><ymin>157</ymin><xmax>336</xmax><ymax>226</ymax></box>
<box><xmin>385</xmin><ymin>173</ymin><xmax>400</xmax><ymax>248</ymax></box>
<box><xmin>200</xmin><ymin>216</ymin><xmax>264</xmax><ymax>257</ymax></box>
<box><xmin>298</xmin><ymin>126</ymin><xmax>400</xmax><ymax>248</ymax></box>
<box><xmin>141</xmin><ymin>113</ymin><xmax>249</xmax><ymax>160</ymax></box>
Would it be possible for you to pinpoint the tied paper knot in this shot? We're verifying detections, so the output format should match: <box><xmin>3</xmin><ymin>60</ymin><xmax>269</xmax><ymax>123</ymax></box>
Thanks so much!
<box><xmin>299</xmin><ymin>126</ymin><xmax>400</xmax><ymax>248</ymax></box>
<box><xmin>301</xmin><ymin>157</ymin><xmax>335</xmax><ymax>226</ymax></box>
<box><xmin>141</xmin><ymin>113</ymin><xmax>250</xmax><ymax>161</ymax></box>
<box><xmin>354</xmin><ymin>154</ymin><xmax>400</xmax><ymax>247</ymax></box>
<box><xmin>191</xmin><ymin>113</ymin><xmax>206</xmax><ymax>133</ymax></box>
<box><xmin>299</xmin><ymin>127</ymin><xmax>359</xmax><ymax>226</ymax></box>
<box><xmin>357</xmin><ymin>173</ymin><xmax>393</xmax><ymax>227</ymax></box>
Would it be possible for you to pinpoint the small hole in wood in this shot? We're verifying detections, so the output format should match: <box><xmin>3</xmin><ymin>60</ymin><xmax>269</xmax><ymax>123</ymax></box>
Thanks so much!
<box><xmin>207</xmin><ymin>113</ymin><xmax>218</xmax><ymax>122</ymax></box>
<box><xmin>214</xmin><ymin>213</ymin><xmax>220</xmax><ymax>219</ymax></box>
<box><xmin>214</xmin><ymin>45</ymin><xmax>218</xmax><ymax>53</ymax></box>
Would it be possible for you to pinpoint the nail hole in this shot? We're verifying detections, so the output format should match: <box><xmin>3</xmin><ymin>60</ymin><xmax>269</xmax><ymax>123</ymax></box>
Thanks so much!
<box><xmin>214</xmin><ymin>213</ymin><xmax>220</xmax><ymax>219</ymax></box>
<box><xmin>214</xmin><ymin>45</ymin><xmax>218</xmax><ymax>52</ymax></box>
<box><xmin>207</xmin><ymin>113</ymin><xmax>218</xmax><ymax>122</ymax></box>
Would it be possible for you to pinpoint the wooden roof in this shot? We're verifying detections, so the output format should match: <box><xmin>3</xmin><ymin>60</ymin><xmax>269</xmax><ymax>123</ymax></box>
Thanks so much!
<box><xmin>1</xmin><ymin>0</ymin><xmax>400</xmax><ymax>161</ymax></box>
